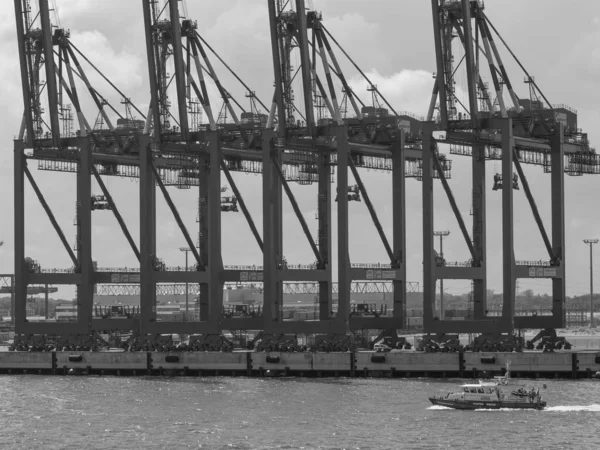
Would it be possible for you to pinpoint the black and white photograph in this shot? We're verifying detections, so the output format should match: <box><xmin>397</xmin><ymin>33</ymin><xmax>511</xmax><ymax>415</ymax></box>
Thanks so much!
<box><xmin>0</xmin><ymin>1</ymin><xmax>599</xmax><ymax>448</ymax></box>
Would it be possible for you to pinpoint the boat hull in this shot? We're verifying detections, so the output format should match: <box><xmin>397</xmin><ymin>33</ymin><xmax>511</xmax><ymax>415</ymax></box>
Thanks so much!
<box><xmin>429</xmin><ymin>397</ymin><xmax>546</xmax><ymax>410</ymax></box>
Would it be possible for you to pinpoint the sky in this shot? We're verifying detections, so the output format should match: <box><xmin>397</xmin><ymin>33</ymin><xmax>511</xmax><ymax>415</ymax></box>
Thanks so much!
<box><xmin>1</xmin><ymin>0</ymin><xmax>600</xmax><ymax>298</ymax></box>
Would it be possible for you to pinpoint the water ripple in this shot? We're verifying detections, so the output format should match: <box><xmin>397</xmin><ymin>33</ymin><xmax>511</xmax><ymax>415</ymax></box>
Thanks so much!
<box><xmin>0</xmin><ymin>376</ymin><xmax>598</xmax><ymax>449</ymax></box>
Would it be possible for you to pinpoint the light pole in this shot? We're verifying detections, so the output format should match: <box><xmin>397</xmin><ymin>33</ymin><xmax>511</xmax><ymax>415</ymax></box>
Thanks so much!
<box><xmin>179</xmin><ymin>247</ymin><xmax>191</xmax><ymax>320</ymax></box>
<box><xmin>583</xmin><ymin>239</ymin><xmax>598</xmax><ymax>328</ymax></box>
<box><xmin>434</xmin><ymin>230</ymin><xmax>450</xmax><ymax>319</ymax></box>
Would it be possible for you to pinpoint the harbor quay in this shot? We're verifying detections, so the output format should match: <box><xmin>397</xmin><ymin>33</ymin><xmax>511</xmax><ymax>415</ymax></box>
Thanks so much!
<box><xmin>0</xmin><ymin>349</ymin><xmax>598</xmax><ymax>379</ymax></box>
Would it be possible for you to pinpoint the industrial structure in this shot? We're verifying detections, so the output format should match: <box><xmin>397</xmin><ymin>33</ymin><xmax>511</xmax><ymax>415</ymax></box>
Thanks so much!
<box><xmin>420</xmin><ymin>0</ymin><xmax>597</xmax><ymax>346</ymax></box>
<box><xmin>9</xmin><ymin>0</ymin><xmax>597</xmax><ymax>353</ymax></box>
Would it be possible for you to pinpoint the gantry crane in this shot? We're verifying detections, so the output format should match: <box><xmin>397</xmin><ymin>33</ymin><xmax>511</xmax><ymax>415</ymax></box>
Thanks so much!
<box><xmin>421</xmin><ymin>0</ymin><xmax>597</xmax><ymax>350</ymax></box>
<box><xmin>12</xmin><ymin>0</ymin><xmax>446</xmax><ymax>351</ymax></box>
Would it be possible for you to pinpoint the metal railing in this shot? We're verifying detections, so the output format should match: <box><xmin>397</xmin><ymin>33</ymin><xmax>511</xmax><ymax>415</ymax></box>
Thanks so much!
<box><xmin>552</xmin><ymin>104</ymin><xmax>577</xmax><ymax>114</ymax></box>
<box><xmin>515</xmin><ymin>260</ymin><xmax>551</xmax><ymax>267</ymax></box>
<box><xmin>351</xmin><ymin>263</ymin><xmax>393</xmax><ymax>269</ymax></box>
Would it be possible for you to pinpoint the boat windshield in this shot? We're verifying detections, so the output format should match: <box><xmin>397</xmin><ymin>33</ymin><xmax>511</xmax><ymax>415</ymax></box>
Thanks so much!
<box><xmin>463</xmin><ymin>386</ymin><xmax>495</xmax><ymax>394</ymax></box>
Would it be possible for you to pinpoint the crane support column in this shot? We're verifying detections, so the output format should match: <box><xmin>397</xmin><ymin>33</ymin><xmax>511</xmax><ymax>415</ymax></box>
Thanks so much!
<box><xmin>336</xmin><ymin>125</ymin><xmax>350</xmax><ymax>332</ymax></box>
<box><xmin>262</xmin><ymin>130</ymin><xmax>283</xmax><ymax>329</ymax></box>
<box><xmin>318</xmin><ymin>151</ymin><xmax>332</xmax><ymax>320</ymax></box>
<box><xmin>422</xmin><ymin>122</ymin><xmax>436</xmax><ymax>327</ymax></box>
<box><xmin>392</xmin><ymin>130</ymin><xmax>406</xmax><ymax>326</ymax></box>
<box><xmin>198</xmin><ymin>155</ymin><xmax>209</xmax><ymax>322</ymax></box>
<box><xmin>500</xmin><ymin>118</ymin><xmax>515</xmax><ymax>329</ymax></box>
<box><xmin>76</xmin><ymin>137</ymin><xmax>93</xmax><ymax>331</ymax></box>
<box><xmin>13</xmin><ymin>141</ymin><xmax>27</xmax><ymax>330</ymax></box>
<box><xmin>203</xmin><ymin>132</ymin><xmax>223</xmax><ymax>332</ymax></box>
<box><xmin>551</xmin><ymin>123</ymin><xmax>566</xmax><ymax>327</ymax></box>
<box><xmin>472</xmin><ymin>143</ymin><xmax>487</xmax><ymax>318</ymax></box>
<box><xmin>139</xmin><ymin>135</ymin><xmax>157</xmax><ymax>331</ymax></box>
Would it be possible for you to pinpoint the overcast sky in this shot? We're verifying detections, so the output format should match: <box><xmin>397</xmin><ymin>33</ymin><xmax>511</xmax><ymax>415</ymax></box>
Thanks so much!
<box><xmin>1</xmin><ymin>0</ymin><xmax>600</xmax><ymax>299</ymax></box>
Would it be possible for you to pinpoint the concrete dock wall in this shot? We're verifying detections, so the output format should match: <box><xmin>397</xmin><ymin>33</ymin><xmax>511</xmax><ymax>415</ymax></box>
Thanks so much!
<box><xmin>574</xmin><ymin>351</ymin><xmax>600</xmax><ymax>372</ymax></box>
<box><xmin>55</xmin><ymin>352</ymin><xmax>148</xmax><ymax>371</ymax></box>
<box><xmin>0</xmin><ymin>350</ymin><xmax>599</xmax><ymax>378</ymax></box>
<box><xmin>355</xmin><ymin>351</ymin><xmax>459</xmax><ymax>373</ymax></box>
<box><xmin>312</xmin><ymin>352</ymin><xmax>351</xmax><ymax>372</ymax></box>
<box><xmin>152</xmin><ymin>352</ymin><xmax>248</xmax><ymax>371</ymax></box>
<box><xmin>251</xmin><ymin>352</ymin><xmax>314</xmax><ymax>372</ymax></box>
<box><xmin>0</xmin><ymin>352</ymin><xmax>53</xmax><ymax>370</ymax></box>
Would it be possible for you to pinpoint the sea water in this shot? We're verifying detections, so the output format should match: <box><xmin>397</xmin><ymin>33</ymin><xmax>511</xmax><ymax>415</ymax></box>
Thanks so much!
<box><xmin>0</xmin><ymin>375</ymin><xmax>597</xmax><ymax>449</ymax></box>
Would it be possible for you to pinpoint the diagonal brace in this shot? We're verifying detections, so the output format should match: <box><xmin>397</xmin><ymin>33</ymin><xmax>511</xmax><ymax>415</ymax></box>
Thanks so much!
<box><xmin>271</xmin><ymin>157</ymin><xmax>324</xmax><ymax>268</ymax></box>
<box><xmin>430</xmin><ymin>144</ymin><xmax>478</xmax><ymax>263</ymax></box>
<box><xmin>149</xmin><ymin>162</ymin><xmax>205</xmax><ymax>271</ymax></box>
<box><xmin>512</xmin><ymin>148</ymin><xmax>555</xmax><ymax>261</ymax></box>
<box><xmin>91</xmin><ymin>165</ymin><xmax>140</xmax><ymax>262</ymax></box>
<box><xmin>220</xmin><ymin>159</ymin><xmax>263</xmax><ymax>252</ymax></box>
<box><xmin>347</xmin><ymin>154</ymin><xmax>396</xmax><ymax>266</ymax></box>
<box><xmin>24</xmin><ymin>165</ymin><xmax>78</xmax><ymax>268</ymax></box>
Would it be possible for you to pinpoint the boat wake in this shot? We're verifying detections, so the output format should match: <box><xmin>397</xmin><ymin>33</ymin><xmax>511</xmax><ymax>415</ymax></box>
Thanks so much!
<box><xmin>430</xmin><ymin>405</ymin><xmax>600</xmax><ymax>412</ymax></box>
<box><xmin>544</xmin><ymin>405</ymin><xmax>600</xmax><ymax>412</ymax></box>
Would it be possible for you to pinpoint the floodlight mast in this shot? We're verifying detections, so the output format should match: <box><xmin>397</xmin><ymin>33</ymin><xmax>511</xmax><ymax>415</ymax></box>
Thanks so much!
<box><xmin>583</xmin><ymin>239</ymin><xmax>599</xmax><ymax>328</ymax></box>
<box><xmin>433</xmin><ymin>230</ymin><xmax>450</xmax><ymax>318</ymax></box>
<box><xmin>179</xmin><ymin>247</ymin><xmax>193</xmax><ymax>318</ymax></box>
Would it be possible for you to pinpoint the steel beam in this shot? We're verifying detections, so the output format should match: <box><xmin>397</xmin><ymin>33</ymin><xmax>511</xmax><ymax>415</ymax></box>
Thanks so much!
<box><xmin>392</xmin><ymin>131</ymin><xmax>406</xmax><ymax>327</ymax></box>
<box><xmin>141</xmin><ymin>0</ymin><xmax>162</xmax><ymax>139</ymax></box>
<box><xmin>500</xmin><ymin>118</ymin><xmax>515</xmax><ymax>329</ymax></box>
<box><xmin>550</xmin><ymin>124</ymin><xmax>565</xmax><ymax>327</ymax></box>
<box><xmin>39</xmin><ymin>0</ymin><xmax>60</xmax><ymax>146</ymax></box>
<box><xmin>168</xmin><ymin>0</ymin><xmax>189</xmax><ymax>140</ymax></box>
<box><xmin>267</xmin><ymin>0</ymin><xmax>287</xmax><ymax>137</ymax></box>
<box><xmin>139</xmin><ymin>134</ymin><xmax>157</xmax><ymax>332</ymax></box>
<box><xmin>460</xmin><ymin>0</ymin><xmax>479</xmax><ymax>126</ymax></box>
<box><xmin>513</xmin><ymin>149</ymin><xmax>555</xmax><ymax>261</ymax></box>
<box><xmin>77</xmin><ymin>138</ymin><xmax>94</xmax><ymax>331</ymax></box>
<box><xmin>431</xmin><ymin>0</ymin><xmax>448</xmax><ymax>127</ymax></box>
<box><xmin>150</xmin><ymin>162</ymin><xmax>203</xmax><ymax>268</ymax></box>
<box><xmin>220</xmin><ymin>159</ymin><xmax>263</xmax><ymax>251</ymax></box>
<box><xmin>206</xmin><ymin>131</ymin><xmax>223</xmax><ymax>331</ymax></box>
<box><xmin>91</xmin><ymin>165</ymin><xmax>141</xmax><ymax>262</ymax></box>
<box><xmin>198</xmin><ymin>154</ymin><xmax>209</xmax><ymax>324</ymax></box>
<box><xmin>431</xmin><ymin>150</ymin><xmax>477</xmax><ymax>261</ymax></box>
<box><xmin>317</xmin><ymin>151</ymin><xmax>332</xmax><ymax>320</ymax></box>
<box><xmin>348</xmin><ymin>155</ymin><xmax>394</xmax><ymax>263</ymax></box>
<box><xmin>295</xmin><ymin>0</ymin><xmax>314</xmax><ymax>134</ymax></box>
<box><xmin>336</xmin><ymin>125</ymin><xmax>350</xmax><ymax>333</ymax></box>
<box><xmin>472</xmin><ymin>144</ymin><xmax>487</xmax><ymax>318</ymax></box>
<box><xmin>422</xmin><ymin>122</ymin><xmax>437</xmax><ymax>326</ymax></box>
<box><xmin>14</xmin><ymin>0</ymin><xmax>34</xmax><ymax>146</ymax></box>
<box><xmin>262</xmin><ymin>130</ymin><xmax>283</xmax><ymax>329</ymax></box>
<box><xmin>14</xmin><ymin>141</ymin><xmax>27</xmax><ymax>330</ymax></box>
<box><xmin>24</xmin><ymin>165</ymin><xmax>78</xmax><ymax>267</ymax></box>
<box><xmin>272</xmin><ymin>157</ymin><xmax>323</xmax><ymax>266</ymax></box>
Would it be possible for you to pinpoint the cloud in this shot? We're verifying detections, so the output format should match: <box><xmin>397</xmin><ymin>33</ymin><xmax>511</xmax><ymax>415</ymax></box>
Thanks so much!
<box><xmin>1</xmin><ymin>0</ymin><xmax>599</xmax><ymax>298</ymax></box>
<box><xmin>348</xmin><ymin>69</ymin><xmax>434</xmax><ymax>117</ymax></box>
<box><xmin>68</xmin><ymin>30</ymin><xmax>145</xmax><ymax>94</ymax></box>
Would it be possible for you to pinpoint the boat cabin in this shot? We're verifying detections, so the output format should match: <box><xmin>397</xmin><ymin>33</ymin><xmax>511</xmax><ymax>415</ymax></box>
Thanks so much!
<box><xmin>444</xmin><ymin>383</ymin><xmax>502</xmax><ymax>402</ymax></box>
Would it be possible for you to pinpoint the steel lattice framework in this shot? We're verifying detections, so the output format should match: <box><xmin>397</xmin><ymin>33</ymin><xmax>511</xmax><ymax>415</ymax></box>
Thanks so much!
<box><xmin>94</xmin><ymin>281</ymin><xmax>420</xmax><ymax>296</ymax></box>
<box><xmin>11</xmin><ymin>0</ymin><xmax>596</xmax><ymax>344</ymax></box>
<box><xmin>12</xmin><ymin>0</ymin><xmax>441</xmax><ymax>341</ymax></box>
<box><xmin>422</xmin><ymin>0</ymin><xmax>597</xmax><ymax>334</ymax></box>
